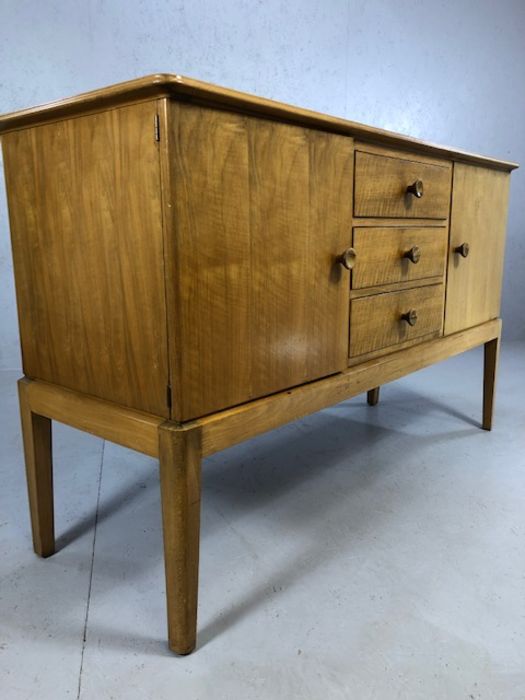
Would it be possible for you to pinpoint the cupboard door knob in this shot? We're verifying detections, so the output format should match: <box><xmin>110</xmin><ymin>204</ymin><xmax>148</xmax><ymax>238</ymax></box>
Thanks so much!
<box><xmin>454</xmin><ymin>242</ymin><xmax>470</xmax><ymax>258</ymax></box>
<box><xmin>337</xmin><ymin>247</ymin><xmax>357</xmax><ymax>270</ymax></box>
<box><xmin>403</xmin><ymin>245</ymin><xmax>421</xmax><ymax>264</ymax></box>
<box><xmin>406</xmin><ymin>180</ymin><xmax>424</xmax><ymax>198</ymax></box>
<box><xmin>401</xmin><ymin>309</ymin><xmax>418</xmax><ymax>326</ymax></box>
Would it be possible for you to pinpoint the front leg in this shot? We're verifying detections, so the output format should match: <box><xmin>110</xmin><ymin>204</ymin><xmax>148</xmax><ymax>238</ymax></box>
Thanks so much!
<box><xmin>18</xmin><ymin>378</ymin><xmax>55</xmax><ymax>557</ymax></box>
<box><xmin>158</xmin><ymin>423</ymin><xmax>202</xmax><ymax>654</ymax></box>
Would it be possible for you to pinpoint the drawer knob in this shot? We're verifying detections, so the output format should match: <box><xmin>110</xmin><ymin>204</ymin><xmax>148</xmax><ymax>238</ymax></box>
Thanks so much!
<box><xmin>454</xmin><ymin>242</ymin><xmax>470</xmax><ymax>258</ymax></box>
<box><xmin>337</xmin><ymin>247</ymin><xmax>357</xmax><ymax>270</ymax></box>
<box><xmin>406</xmin><ymin>180</ymin><xmax>424</xmax><ymax>198</ymax></box>
<box><xmin>403</xmin><ymin>245</ymin><xmax>422</xmax><ymax>264</ymax></box>
<box><xmin>401</xmin><ymin>309</ymin><xmax>418</xmax><ymax>326</ymax></box>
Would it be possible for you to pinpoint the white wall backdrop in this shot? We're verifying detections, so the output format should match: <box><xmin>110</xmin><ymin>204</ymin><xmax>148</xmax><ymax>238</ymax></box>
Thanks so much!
<box><xmin>1</xmin><ymin>0</ymin><xmax>524</xmax><ymax>368</ymax></box>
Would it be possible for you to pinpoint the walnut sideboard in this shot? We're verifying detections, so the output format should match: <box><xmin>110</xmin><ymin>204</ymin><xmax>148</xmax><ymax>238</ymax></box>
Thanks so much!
<box><xmin>0</xmin><ymin>75</ymin><xmax>517</xmax><ymax>654</ymax></box>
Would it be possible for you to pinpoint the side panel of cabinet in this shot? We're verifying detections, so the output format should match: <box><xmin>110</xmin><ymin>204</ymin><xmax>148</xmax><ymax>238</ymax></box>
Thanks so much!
<box><xmin>3</xmin><ymin>101</ymin><xmax>170</xmax><ymax>416</ymax></box>
<box><xmin>444</xmin><ymin>164</ymin><xmax>510</xmax><ymax>335</ymax></box>
<box><xmin>165</xmin><ymin>102</ymin><xmax>353</xmax><ymax>421</ymax></box>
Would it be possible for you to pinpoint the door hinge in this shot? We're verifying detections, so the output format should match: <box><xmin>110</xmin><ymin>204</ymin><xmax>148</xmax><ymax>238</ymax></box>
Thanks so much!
<box><xmin>166</xmin><ymin>383</ymin><xmax>172</xmax><ymax>410</ymax></box>
<box><xmin>154</xmin><ymin>114</ymin><xmax>160</xmax><ymax>142</ymax></box>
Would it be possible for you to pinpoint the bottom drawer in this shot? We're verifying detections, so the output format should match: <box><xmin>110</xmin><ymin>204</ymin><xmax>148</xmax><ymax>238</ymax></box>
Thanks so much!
<box><xmin>349</xmin><ymin>284</ymin><xmax>445</xmax><ymax>357</ymax></box>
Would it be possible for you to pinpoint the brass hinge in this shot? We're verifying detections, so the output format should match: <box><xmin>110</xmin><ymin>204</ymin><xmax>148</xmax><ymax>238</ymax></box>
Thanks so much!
<box><xmin>166</xmin><ymin>384</ymin><xmax>172</xmax><ymax>410</ymax></box>
<box><xmin>154</xmin><ymin>114</ymin><xmax>160</xmax><ymax>142</ymax></box>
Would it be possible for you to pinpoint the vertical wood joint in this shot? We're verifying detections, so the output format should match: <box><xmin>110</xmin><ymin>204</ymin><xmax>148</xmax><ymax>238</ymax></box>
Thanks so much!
<box><xmin>154</xmin><ymin>114</ymin><xmax>161</xmax><ymax>142</ymax></box>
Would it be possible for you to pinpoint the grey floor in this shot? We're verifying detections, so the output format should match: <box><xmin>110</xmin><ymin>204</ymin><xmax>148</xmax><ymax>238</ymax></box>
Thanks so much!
<box><xmin>1</xmin><ymin>343</ymin><xmax>524</xmax><ymax>700</ymax></box>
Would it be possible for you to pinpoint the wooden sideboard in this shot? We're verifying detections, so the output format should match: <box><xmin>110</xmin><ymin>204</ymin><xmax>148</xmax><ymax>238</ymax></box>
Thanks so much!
<box><xmin>0</xmin><ymin>75</ymin><xmax>517</xmax><ymax>654</ymax></box>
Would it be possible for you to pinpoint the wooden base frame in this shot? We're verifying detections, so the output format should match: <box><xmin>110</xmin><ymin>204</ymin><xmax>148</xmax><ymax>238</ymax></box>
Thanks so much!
<box><xmin>18</xmin><ymin>319</ymin><xmax>501</xmax><ymax>654</ymax></box>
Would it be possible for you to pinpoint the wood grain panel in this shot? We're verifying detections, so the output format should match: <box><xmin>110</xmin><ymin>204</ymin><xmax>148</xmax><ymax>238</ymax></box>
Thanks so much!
<box><xmin>350</xmin><ymin>284</ymin><xmax>445</xmax><ymax>357</ymax></box>
<box><xmin>3</xmin><ymin>102</ymin><xmax>169</xmax><ymax>416</ymax></box>
<box><xmin>352</xmin><ymin>226</ymin><xmax>447</xmax><ymax>288</ymax></box>
<box><xmin>444</xmin><ymin>164</ymin><xmax>510</xmax><ymax>335</ymax></box>
<box><xmin>354</xmin><ymin>150</ymin><xmax>452</xmax><ymax>218</ymax></box>
<box><xmin>168</xmin><ymin>102</ymin><xmax>353</xmax><ymax>420</ymax></box>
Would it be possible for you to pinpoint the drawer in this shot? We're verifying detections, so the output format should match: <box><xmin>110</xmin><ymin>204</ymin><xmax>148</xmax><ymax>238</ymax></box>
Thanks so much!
<box><xmin>354</xmin><ymin>151</ymin><xmax>451</xmax><ymax>219</ymax></box>
<box><xmin>349</xmin><ymin>284</ymin><xmax>445</xmax><ymax>357</ymax></box>
<box><xmin>352</xmin><ymin>226</ymin><xmax>447</xmax><ymax>289</ymax></box>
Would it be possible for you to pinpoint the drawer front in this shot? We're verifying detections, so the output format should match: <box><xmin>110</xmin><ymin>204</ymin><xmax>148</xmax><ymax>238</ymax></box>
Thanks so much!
<box><xmin>352</xmin><ymin>226</ymin><xmax>447</xmax><ymax>289</ymax></box>
<box><xmin>350</xmin><ymin>284</ymin><xmax>445</xmax><ymax>357</ymax></box>
<box><xmin>354</xmin><ymin>151</ymin><xmax>451</xmax><ymax>218</ymax></box>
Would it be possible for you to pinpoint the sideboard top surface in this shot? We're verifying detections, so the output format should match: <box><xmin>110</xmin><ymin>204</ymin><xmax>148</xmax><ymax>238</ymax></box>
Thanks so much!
<box><xmin>0</xmin><ymin>73</ymin><xmax>518</xmax><ymax>171</ymax></box>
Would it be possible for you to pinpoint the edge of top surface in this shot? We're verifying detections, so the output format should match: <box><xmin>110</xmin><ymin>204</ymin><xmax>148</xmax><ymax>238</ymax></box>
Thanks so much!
<box><xmin>0</xmin><ymin>73</ymin><xmax>518</xmax><ymax>171</ymax></box>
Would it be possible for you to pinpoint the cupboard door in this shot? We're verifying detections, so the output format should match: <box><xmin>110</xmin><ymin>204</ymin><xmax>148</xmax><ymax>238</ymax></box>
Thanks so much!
<box><xmin>168</xmin><ymin>103</ymin><xmax>353</xmax><ymax>420</ymax></box>
<box><xmin>444</xmin><ymin>164</ymin><xmax>510</xmax><ymax>335</ymax></box>
<box><xmin>3</xmin><ymin>102</ymin><xmax>169</xmax><ymax>416</ymax></box>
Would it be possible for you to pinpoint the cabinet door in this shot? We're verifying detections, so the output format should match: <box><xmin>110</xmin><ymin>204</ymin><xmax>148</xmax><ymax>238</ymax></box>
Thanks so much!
<box><xmin>444</xmin><ymin>164</ymin><xmax>510</xmax><ymax>335</ymax></box>
<box><xmin>3</xmin><ymin>102</ymin><xmax>169</xmax><ymax>416</ymax></box>
<box><xmin>167</xmin><ymin>103</ymin><xmax>353</xmax><ymax>420</ymax></box>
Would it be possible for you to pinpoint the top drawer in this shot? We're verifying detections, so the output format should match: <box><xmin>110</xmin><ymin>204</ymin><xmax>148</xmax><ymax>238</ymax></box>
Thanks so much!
<box><xmin>354</xmin><ymin>150</ymin><xmax>452</xmax><ymax>219</ymax></box>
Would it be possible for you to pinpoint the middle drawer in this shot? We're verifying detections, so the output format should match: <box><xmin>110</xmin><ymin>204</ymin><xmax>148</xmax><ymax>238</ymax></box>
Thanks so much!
<box><xmin>352</xmin><ymin>226</ymin><xmax>447</xmax><ymax>289</ymax></box>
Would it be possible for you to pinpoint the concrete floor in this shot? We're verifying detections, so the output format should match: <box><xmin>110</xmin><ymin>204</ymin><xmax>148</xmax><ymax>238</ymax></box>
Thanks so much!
<box><xmin>0</xmin><ymin>343</ymin><xmax>524</xmax><ymax>699</ymax></box>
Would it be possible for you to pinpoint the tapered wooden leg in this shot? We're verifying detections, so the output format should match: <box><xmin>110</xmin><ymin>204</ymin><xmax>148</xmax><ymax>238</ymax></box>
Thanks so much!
<box><xmin>158</xmin><ymin>423</ymin><xmax>202</xmax><ymax>655</ymax></box>
<box><xmin>482</xmin><ymin>336</ymin><xmax>500</xmax><ymax>431</ymax></box>
<box><xmin>367</xmin><ymin>387</ymin><xmax>380</xmax><ymax>406</ymax></box>
<box><xmin>18</xmin><ymin>378</ymin><xmax>55</xmax><ymax>557</ymax></box>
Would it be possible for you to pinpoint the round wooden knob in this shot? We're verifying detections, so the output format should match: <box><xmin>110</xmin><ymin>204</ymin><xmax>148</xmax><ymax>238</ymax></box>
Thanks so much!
<box><xmin>337</xmin><ymin>247</ymin><xmax>357</xmax><ymax>270</ymax></box>
<box><xmin>406</xmin><ymin>180</ymin><xmax>424</xmax><ymax>198</ymax></box>
<box><xmin>454</xmin><ymin>242</ymin><xmax>470</xmax><ymax>258</ymax></box>
<box><xmin>403</xmin><ymin>245</ymin><xmax>421</xmax><ymax>264</ymax></box>
<box><xmin>401</xmin><ymin>309</ymin><xmax>418</xmax><ymax>326</ymax></box>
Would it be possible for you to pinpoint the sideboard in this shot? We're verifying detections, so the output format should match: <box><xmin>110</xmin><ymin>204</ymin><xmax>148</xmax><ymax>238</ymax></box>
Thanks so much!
<box><xmin>0</xmin><ymin>75</ymin><xmax>517</xmax><ymax>654</ymax></box>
